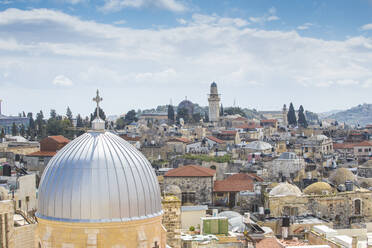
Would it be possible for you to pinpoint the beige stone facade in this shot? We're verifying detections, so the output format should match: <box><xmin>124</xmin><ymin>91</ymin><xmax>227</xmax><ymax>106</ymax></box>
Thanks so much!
<box><xmin>37</xmin><ymin>215</ymin><xmax>166</xmax><ymax>248</ymax></box>
<box><xmin>162</xmin><ymin>196</ymin><xmax>181</xmax><ymax>248</ymax></box>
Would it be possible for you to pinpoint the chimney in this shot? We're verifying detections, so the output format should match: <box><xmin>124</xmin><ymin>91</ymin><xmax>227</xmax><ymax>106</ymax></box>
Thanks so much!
<box><xmin>352</xmin><ymin>236</ymin><xmax>358</xmax><ymax>248</ymax></box>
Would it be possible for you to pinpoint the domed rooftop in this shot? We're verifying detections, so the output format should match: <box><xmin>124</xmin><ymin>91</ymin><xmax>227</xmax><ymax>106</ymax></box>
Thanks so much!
<box><xmin>329</xmin><ymin>168</ymin><xmax>355</xmax><ymax>186</ymax></box>
<box><xmin>211</xmin><ymin>82</ymin><xmax>217</xmax><ymax>87</ymax></box>
<box><xmin>36</xmin><ymin>90</ymin><xmax>162</xmax><ymax>223</ymax></box>
<box><xmin>177</xmin><ymin>99</ymin><xmax>194</xmax><ymax>115</ymax></box>
<box><xmin>304</xmin><ymin>182</ymin><xmax>333</xmax><ymax>195</ymax></box>
<box><xmin>245</xmin><ymin>141</ymin><xmax>272</xmax><ymax>151</ymax></box>
<box><xmin>164</xmin><ymin>184</ymin><xmax>181</xmax><ymax>196</ymax></box>
<box><xmin>269</xmin><ymin>182</ymin><xmax>302</xmax><ymax>197</ymax></box>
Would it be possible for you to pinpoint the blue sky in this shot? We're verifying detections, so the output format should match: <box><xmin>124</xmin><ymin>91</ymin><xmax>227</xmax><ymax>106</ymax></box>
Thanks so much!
<box><xmin>0</xmin><ymin>0</ymin><xmax>372</xmax><ymax>117</ymax></box>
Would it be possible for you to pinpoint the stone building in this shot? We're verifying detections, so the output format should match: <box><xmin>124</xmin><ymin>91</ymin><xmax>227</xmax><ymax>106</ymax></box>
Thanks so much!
<box><xmin>0</xmin><ymin>199</ymin><xmax>37</xmax><ymax>248</ymax></box>
<box><xmin>164</xmin><ymin>165</ymin><xmax>216</xmax><ymax>205</ymax></box>
<box><xmin>25</xmin><ymin>135</ymin><xmax>69</xmax><ymax>176</ymax></box>
<box><xmin>269</xmin><ymin>152</ymin><xmax>305</xmax><ymax>181</ymax></box>
<box><xmin>208</xmin><ymin>82</ymin><xmax>220</xmax><ymax>123</ymax></box>
<box><xmin>36</xmin><ymin>91</ymin><xmax>166</xmax><ymax>247</ymax></box>
<box><xmin>265</xmin><ymin>181</ymin><xmax>372</xmax><ymax>228</ymax></box>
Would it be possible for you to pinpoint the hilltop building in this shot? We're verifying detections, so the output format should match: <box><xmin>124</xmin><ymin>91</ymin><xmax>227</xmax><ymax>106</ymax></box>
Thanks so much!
<box><xmin>0</xmin><ymin>100</ymin><xmax>29</xmax><ymax>135</ymax></box>
<box><xmin>208</xmin><ymin>82</ymin><xmax>220</xmax><ymax>123</ymax></box>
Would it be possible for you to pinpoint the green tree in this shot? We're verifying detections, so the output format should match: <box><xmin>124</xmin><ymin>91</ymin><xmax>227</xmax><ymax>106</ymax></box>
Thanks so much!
<box><xmin>20</xmin><ymin>124</ymin><xmax>25</xmax><ymax>137</ymax></box>
<box><xmin>46</xmin><ymin>117</ymin><xmax>63</xmax><ymax>135</ymax></box>
<box><xmin>11</xmin><ymin>122</ymin><xmax>18</xmax><ymax>136</ymax></box>
<box><xmin>176</xmin><ymin>107</ymin><xmax>189</xmax><ymax>123</ymax></box>
<box><xmin>22</xmin><ymin>111</ymin><xmax>26</xmax><ymax>117</ymax></box>
<box><xmin>36</xmin><ymin>111</ymin><xmax>46</xmax><ymax>139</ymax></box>
<box><xmin>90</xmin><ymin>107</ymin><xmax>106</xmax><ymax>122</ymax></box>
<box><xmin>167</xmin><ymin>105</ymin><xmax>175</xmax><ymax>124</ymax></box>
<box><xmin>192</xmin><ymin>113</ymin><xmax>202</xmax><ymax>123</ymax></box>
<box><xmin>116</xmin><ymin>117</ymin><xmax>125</xmax><ymax>129</ymax></box>
<box><xmin>204</xmin><ymin>112</ymin><xmax>209</xmax><ymax>122</ymax></box>
<box><xmin>27</xmin><ymin>112</ymin><xmax>36</xmax><ymax>140</ymax></box>
<box><xmin>287</xmin><ymin>103</ymin><xmax>297</xmax><ymax>126</ymax></box>
<box><xmin>0</xmin><ymin>128</ymin><xmax>5</xmax><ymax>141</ymax></box>
<box><xmin>124</xmin><ymin>110</ymin><xmax>138</xmax><ymax>124</ymax></box>
<box><xmin>224</xmin><ymin>107</ymin><xmax>247</xmax><ymax>117</ymax></box>
<box><xmin>50</xmin><ymin>109</ymin><xmax>57</xmax><ymax>119</ymax></box>
<box><xmin>297</xmin><ymin>105</ymin><xmax>308</xmax><ymax>128</ymax></box>
<box><xmin>66</xmin><ymin>106</ymin><xmax>73</xmax><ymax>122</ymax></box>
<box><xmin>76</xmin><ymin>114</ymin><xmax>83</xmax><ymax>128</ymax></box>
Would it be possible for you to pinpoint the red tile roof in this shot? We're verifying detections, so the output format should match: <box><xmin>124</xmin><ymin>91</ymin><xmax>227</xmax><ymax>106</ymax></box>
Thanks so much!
<box><xmin>256</xmin><ymin>237</ymin><xmax>283</xmax><ymax>248</ymax></box>
<box><xmin>27</xmin><ymin>151</ymin><xmax>56</xmax><ymax>157</ymax></box>
<box><xmin>167</xmin><ymin>137</ymin><xmax>190</xmax><ymax>143</ymax></box>
<box><xmin>355</xmin><ymin>141</ymin><xmax>372</xmax><ymax>147</ymax></box>
<box><xmin>120</xmin><ymin>135</ymin><xmax>141</xmax><ymax>142</ymax></box>
<box><xmin>206</xmin><ymin>136</ymin><xmax>225</xmax><ymax>144</ymax></box>
<box><xmin>261</xmin><ymin>119</ymin><xmax>278</xmax><ymax>123</ymax></box>
<box><xmin>164</xmin><ymin>165</ymin><xmax>216</xmax><ymax>177</ymax></box>
<box><xmin>333</xmin><ymin>142</ymin><xmax>355</xmax><ymax>149</ymax></box>
<box><xmin>213</xmin><ymin>173</ymin><xmax>263</xmax><ymax>192</ymax></box>
<box><xmin>48</xmin><ymin>135</ymin><xmax>70</xmax><ymax>144</ymax></box>
<box><xmin>236</xmin><ymin>123</ymin><xmax>261</xmax><ymax>129</ymax></box>
<box><xmin>233</xmin><ymin>117</ymin><xmax>248</xmax><ymax>121</ymax></box>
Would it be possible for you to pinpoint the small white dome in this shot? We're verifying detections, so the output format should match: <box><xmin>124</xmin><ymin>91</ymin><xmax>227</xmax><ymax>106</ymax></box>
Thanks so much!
<box><xmin>245</xmin><ymin>141</ymin><xmax>272</xmax><ymax>151</ymax></box>
<box><xmin>269</xmin><ymin>182</ymin><xmax>302</xmax><ymax>197</ymax></box>
<box><xmin>309</xmin><ymin>134</ymin><xmax>329</xmax><ymax>141</ymax></box>
<box><xmin>37</xmin><ymin>131</ymin><xmax>162</xmax><ymax>223</ymax></box>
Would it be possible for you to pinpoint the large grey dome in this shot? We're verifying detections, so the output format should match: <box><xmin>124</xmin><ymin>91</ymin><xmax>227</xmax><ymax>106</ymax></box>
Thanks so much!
<box><xmin>36</xmin><ymin>131</ymin><xmax>162</xmax><ymax>223</ymax></box>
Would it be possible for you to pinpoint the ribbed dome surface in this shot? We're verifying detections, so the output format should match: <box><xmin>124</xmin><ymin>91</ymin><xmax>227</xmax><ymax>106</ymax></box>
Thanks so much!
<box><xmin>36</xmin><ymin>131</ymin><xmax>162</xmax><ymax>223</ymax></box>
<box><xmin>269</xmin><ymin>182</ymin><xmax>302</xmax><ymax>197</ymax></box>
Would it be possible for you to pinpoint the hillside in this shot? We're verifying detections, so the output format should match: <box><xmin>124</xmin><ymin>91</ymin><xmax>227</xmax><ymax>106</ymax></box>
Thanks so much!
<box><xmin>327</xmin><ymin>103</ymin><xmax>372</xmax><ymax>126</ymax></box>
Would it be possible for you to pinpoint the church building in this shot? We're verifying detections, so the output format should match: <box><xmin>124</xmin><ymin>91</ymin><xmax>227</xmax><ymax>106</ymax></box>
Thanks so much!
<box><xmin>36</xmin><ymin>90</ymin><xmax>166</xmax><ymax>247</ymax></box>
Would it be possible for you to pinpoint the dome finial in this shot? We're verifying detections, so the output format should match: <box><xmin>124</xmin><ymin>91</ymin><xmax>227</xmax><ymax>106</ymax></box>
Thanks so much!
<box><xmin>92</xmin><ymin>89</ymin><xmax>105</xmax><ymax>130</ymax></box>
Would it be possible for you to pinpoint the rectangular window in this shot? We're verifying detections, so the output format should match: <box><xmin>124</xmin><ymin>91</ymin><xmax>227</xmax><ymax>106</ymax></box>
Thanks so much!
<box><xmin>365</xmin><ymin>149</ymin><xmax>369</xmax><ymax>152</ymax></box>
<box><xmin>216</xmin><ymin>192</ymin><xmax>224</xmax><ymax>197</ymax></box>
<box><xmin>18</xmin><ymin>200</ymin><xmax>21</xmax><ymax>208</ymax></box>
<box><xmin>358</xmin><ymin>149</ymin><xmax>362</xmax><ymax>152</ymax></box>
<box><xmin>26</xmin><ymin>196</ymin><xmax>29</xmax><ymax>202</ymax></box>
<box><xmin>182</xmin><ymin>192</ymin><xmax>195</xmax><ymax>204</ymax></box>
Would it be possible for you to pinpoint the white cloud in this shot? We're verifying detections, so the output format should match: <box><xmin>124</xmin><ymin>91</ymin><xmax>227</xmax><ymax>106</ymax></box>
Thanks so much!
<box><xmin>0</xmin><ymin>8</ymin><xmax>372</xmax><ymax>114</ymax></box>
<box><xmin>249</xmin><ymin>7</ymin><xmax>280</xmax><ymax>24</ymax></box>
<box><xmin>361</xmin><ymin>23</ymin><xmax>372</xmax><ymax>31</ymax></box>
<box><xmin>100</xmin><ymin>0</ymin><xmax>187</xmax><ymax>13</ymax></box>
<box><xmin>53</xmin><ymin>75</ymin><xmax>73</xmax><ymax>87</ymax></box>
<box><xmin>297</xmin><ymin>22</ymin><xmax>313</xmax><ymax>30</ymax></box>
<box><xmin>113</xmin><ymin>19</ymin><xmax>126</xmax><ymax>25</ymax></box>
<box><xmin>62</xmin><ymin>0</ymin><xmax>87</xmax><ymax>4</ymax></box>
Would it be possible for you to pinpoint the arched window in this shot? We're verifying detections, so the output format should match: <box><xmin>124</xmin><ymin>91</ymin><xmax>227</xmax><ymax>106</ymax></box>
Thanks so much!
<box><xmin>354</xmin><ymin>199</ymin><xmax>361</xmax><ymax>215</ymax></box>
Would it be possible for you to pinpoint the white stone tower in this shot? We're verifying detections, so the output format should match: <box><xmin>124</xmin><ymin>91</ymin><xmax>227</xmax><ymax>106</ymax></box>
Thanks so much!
<box><xmin>208</xmin><ymin>82</ymin><xmax>220</xmax><ymax>122</ymax></box>
<box><xmin>282</xmin><ymin>104</ymin><xmax>288</xmax><ymax>126</ymax></box>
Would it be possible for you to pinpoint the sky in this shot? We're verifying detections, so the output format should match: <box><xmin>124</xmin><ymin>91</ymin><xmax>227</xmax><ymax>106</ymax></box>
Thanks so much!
<box><xmin>0</xmin><ymin>0</ymin><xmax>372</xmax><ymax>117</ymax></box>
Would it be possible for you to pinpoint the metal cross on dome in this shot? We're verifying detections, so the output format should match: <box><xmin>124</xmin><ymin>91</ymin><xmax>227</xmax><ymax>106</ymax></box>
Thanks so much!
<box><xmin>93</xmin><ymin>89</ymin><xmax>103</xmax><ymax>119</ymax></box>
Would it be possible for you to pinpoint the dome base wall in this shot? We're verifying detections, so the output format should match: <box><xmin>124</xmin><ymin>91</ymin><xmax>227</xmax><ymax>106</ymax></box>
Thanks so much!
<box><xmin>37</xmin><ymin>215</ymin><xmax>166</xmax><ymax>248</ymax></box>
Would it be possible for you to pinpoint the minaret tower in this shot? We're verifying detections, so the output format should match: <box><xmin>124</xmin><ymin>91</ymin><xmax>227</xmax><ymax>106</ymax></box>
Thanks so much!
<box><xmin>208</xmin><ymin>82</ymin><xmax>220</xmax><ymax>122</ymax></box>
<box><xmin>282</xmin><ymin>104</ymin><xmax>288</xmax><ymax>126</ymax></box>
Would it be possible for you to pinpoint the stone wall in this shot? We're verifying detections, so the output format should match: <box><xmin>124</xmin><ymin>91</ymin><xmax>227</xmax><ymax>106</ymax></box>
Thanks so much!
<box><xmin>164</xmin><ymin>177</ymin><xmax>213</xmax><ymax>205</ymax></box>
<box><xmin>14</xmin><ymin>224</ymin><xmax>37</xmax><ymax>248</ymax></box>
<box><xmin>162</xmin><ymin>196</ymin><xmax>181</xmax><ymax>248</ymax></box>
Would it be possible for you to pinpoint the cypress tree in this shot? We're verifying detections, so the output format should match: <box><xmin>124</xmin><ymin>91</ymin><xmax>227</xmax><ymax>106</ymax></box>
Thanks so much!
<box><xmin>297</xmin><ymin>105</ymin><xmax>308</xmax><ymax>128</ymax></box>
<box><xmin>220</xmin><ymin>104</ymin><xmax>224</xmax><ymax>116</ymax></box>
<box><xmin>287</xmin><ymin>102</ymin><xmax>297</xmax><ymax>126</ymax></box>
<box><xmin>167</xmin><ymin>105</ymin><xmax>175</xmax><ymax>124</ymax></box>
<box><xmin>11</xmin><ymin>122</ymin><xmax>18</xmax><ymax>136</ymax></box>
